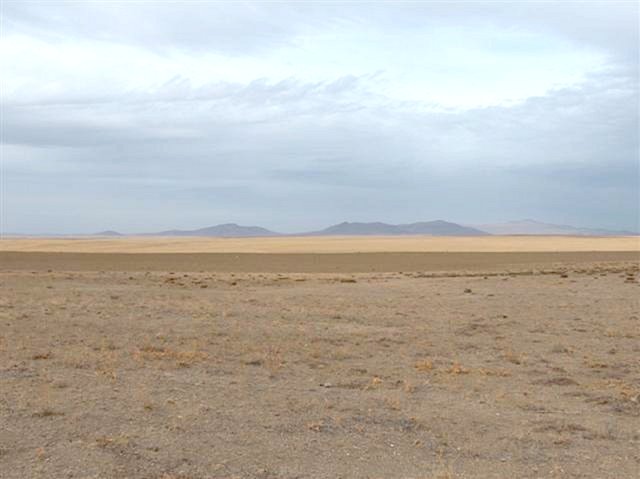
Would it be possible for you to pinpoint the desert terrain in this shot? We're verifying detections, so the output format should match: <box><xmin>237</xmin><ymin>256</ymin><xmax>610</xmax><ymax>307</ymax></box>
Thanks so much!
<box><xmin>1</xmin><ymin>236</ymin><xmax>639</xmax><ymax>478</ymax></box>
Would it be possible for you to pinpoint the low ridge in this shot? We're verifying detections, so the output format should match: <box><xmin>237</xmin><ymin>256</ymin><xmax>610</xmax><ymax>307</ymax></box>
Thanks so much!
<box><xmin>150</xmin><ymin>223</ymin><xmax>281</xmax><ymax>237</ymax></box>
<box><xmin>475</xmin><ymin>219</ymin><xmax>636</xmax><ymax>236</ymax></box>
<box><xmin>307</xmin><ymin>220</ymin><xmax>488</xmax><ymax>236</ymax></box>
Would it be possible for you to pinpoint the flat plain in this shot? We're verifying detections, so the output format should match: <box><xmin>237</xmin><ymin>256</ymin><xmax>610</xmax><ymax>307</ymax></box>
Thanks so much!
<box><xmin>1</xmin><ymin>236</ymin><xmax>639</xmax><ymax>478</ymax></box>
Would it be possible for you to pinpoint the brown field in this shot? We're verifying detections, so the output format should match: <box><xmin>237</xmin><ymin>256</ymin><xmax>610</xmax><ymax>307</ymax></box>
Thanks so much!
<box><xmin>1</xmin><ymin>237</ymin><xmax>639</xmax><ymax>478</ymax></box>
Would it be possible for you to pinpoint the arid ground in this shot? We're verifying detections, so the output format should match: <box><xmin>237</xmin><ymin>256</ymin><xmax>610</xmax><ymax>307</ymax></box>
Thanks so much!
<box><xmin>1</xmin><ymin>237</ymin><xmax>639</xmax><ymax>478</ymax></box>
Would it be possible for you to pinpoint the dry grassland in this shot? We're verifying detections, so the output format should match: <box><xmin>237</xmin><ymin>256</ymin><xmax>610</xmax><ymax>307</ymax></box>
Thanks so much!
<box><xmin>1</xmin><ymin>238</ymin><xmax>639</xmax><ymax>478</ymax></box>
<box><xmin>1</xmin><ymin>235</ymin><xmax>639</xmax><ymax>253</ymax></box>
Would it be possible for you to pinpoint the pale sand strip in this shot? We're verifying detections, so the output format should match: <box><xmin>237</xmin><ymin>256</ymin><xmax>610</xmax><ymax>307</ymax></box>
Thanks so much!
<box><xmin>0</xmin><ymin>235</ymin><xmax>639</xmax><ymax>253</ymax></box>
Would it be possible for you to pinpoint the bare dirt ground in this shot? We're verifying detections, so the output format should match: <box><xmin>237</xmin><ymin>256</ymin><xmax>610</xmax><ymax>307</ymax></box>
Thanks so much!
<box><xmin>1</xmin><ymin>241</ymin><xmax>639</xmax><ymax>478</ymax></box>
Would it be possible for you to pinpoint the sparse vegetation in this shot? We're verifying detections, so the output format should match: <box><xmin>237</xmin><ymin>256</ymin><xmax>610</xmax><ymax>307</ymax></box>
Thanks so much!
<box><xmin>1</xmin><ymin>252</ymin><xmax>638</xmax><ymax>478</ymax></box>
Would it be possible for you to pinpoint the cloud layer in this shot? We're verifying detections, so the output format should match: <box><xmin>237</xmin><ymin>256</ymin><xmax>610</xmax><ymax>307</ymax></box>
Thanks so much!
<box><xmin>2</xmin><ymin>1</ymin><xmax>638</xmax><ymax>233</ymax></box>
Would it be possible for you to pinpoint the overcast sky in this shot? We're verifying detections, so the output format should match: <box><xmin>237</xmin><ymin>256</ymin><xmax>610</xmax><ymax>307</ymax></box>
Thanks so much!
<box><xmin>2</xmin><ymin>1</ymin><xmax>638</xmax><ymax>234</ymax></box>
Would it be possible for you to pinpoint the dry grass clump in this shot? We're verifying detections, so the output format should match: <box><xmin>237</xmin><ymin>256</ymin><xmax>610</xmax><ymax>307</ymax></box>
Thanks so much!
<box><xmin>605</xmin><ymin>379</ymin><xmax>640</xmax><ymax>403</ymax></box>
<box><xmin>263</xmin><ymin>346</ymin><xmax>284</xmax><ymax>376</ymax></box>
<box><xmin>244</xmin><ymin>345</ymin><xmax>285</xmax><ymax>376</ymax></box>
<box><xmin>59</xmin><ymin>345</ymin><xmax>94</xmax><ymax>370</ymax></box>
<box><xmin>132</xmin><ymin>386</ymin><xmax>156</xmax><ymax>412</ymax></box>
<box><xmin>384</xmin><ymin>397</ymin><xmax>402</xmax><ymax>411</ymax></box>
<box><xmin>448</xmin><ymin>363</ymin><xmax>470</xmax><ymax>375</ymax></box>
<box><xmin>364</xmin><ymin>376</ymin><xmax>384</xmax><ymax>390</ymax></box>
<box><xmin>307</xmin><ymin>420</ymin><xmax>328</xmax><ymax>432</ymax></box>
<box><xmin>604</xmin><ymin>329</ymin><xmax>636</xmax><ymax>339</ymax></box>
<box><xmin>134</xmin><ymin>344</ymin><xmax>208</xmax><ymax>367</ymax></box>
<box><xmin>503</xmin><ymin>349</ymin><xmax>526</xmax><ymax>365</ymax></box>
<box><xmin>402</xmin><ymin>380</ymin><xmax>418</xmax><ymax>393</ymax></box>
<box><xmin>96</xmin><ymin>347</ymin><xmax>120</xmax><ymax>380</ymax></box>
<box><xmin>95</xmin><ymin>434</ymin><xmax>130</xmax><ymax>449</ymax></box>
<box><xmin>584</xmin><ymin>358</ymin><xmax>609</xmax><ymax>369</ymax></box>
<box><xmin>416</xmin><ymin>359</ymin><xmax>505</xmax><ymax>378</ymax></box>
<box><xmin>31</xmin><ymin>352</ymin><xmax>52</xmax><ymax>360</ymax></box>
<box><xmin>158</xmin><ymin>475</ymin><xmax>200</xmax><ymax>479</ymax></box>
<box><xmin>477</xmin><ymin>368</ymin><xmax>511</xmax><ymax>377</ymax></box>
<box><xmin>414</xmin><ymin>359</ymin><xmax>434</xmax><ymax>372</ymax></box>
<box><xmin>33</xmin><ymin>408</ymin><xmax>64</xmax><ymax>418</ymax></box>
<box><xmin>551</xmin><ymin>344</ymin><xmax>574</xmax><ymax>354</ymax></box>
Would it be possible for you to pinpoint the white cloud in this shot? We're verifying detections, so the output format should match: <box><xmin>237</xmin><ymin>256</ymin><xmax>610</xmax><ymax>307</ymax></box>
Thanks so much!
<box><xmin>2</xmin><ymin>12</ymin><xmax>608</xmax><ymax>110</ymax></box>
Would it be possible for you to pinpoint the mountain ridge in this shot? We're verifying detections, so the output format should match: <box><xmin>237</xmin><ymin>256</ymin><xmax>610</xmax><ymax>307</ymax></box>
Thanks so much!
<box><xmin>84</xmin><ymin>219</ymin><xmax>638</xmax><ymax>237</ymax></box>
<box><xmin>305</xmin><ymin>220</ymin><xmax>489</xmax><ymax>236</ymax></box>
<box><xmin>474</xmin><ymin>219</ymin><xmax>637</xmax><ymax>236</ymax></box>
<box><xmin>146</xmin><ymin>223</ymin><xmax>280</xmax><ymax>237</ymax></box>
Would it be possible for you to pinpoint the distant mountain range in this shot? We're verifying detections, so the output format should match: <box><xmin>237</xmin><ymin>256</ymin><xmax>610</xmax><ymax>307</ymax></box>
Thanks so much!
<box><xmin>86</xmin><ymin>219</ymin><xmax>637</xmax><ymax>237</ymax></box>
<box><xmin>145</xmin><ymin>223</ymin><xmax>279</xmax><ymax>237</ymax></box>
<box><xmin>473</xmin><ymin>219</ymin><xmax>637</xmax><ymax>236</ymax></box>
<box><xmin>305</xmin><ymin>220</ymin><xmax>488</xmax><ymax>236</ymax></box>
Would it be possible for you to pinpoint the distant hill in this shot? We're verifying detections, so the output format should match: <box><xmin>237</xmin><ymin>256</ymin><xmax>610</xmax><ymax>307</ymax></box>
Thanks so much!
<box><xmin>150</xmin><ymin>223</ymin><xmax>281</xmax><ymax>237</ymax></box>
<box><xmin>308</xmin><ymin>222</ymin><xmax>401</xmax><ymax>236</ymax></box>
<box><xmin>94</xmin><ymin>230</ymin><xmax>123</xmax><ymax>236</ymax></box>
<box><xmin>398</xmin><ymin>221</ymin><xmax>489</xmax><ymax>236</ymax></box>
<box><xmin>475</xmin><ymin>219</ymin><xmax>637</xmax><ymax>236</ymax></box>
<box><xmin>306</xmin><ymin>220</ymin><xmax>489</xmax><ymax>236</ymax></box>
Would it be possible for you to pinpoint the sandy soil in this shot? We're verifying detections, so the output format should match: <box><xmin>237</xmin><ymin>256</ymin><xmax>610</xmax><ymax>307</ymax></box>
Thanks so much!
<box><xmin>1</xmin><ymin>248</ymin><xmax>639</xmax><ymax>478</ymax></box>
<box><xmin>2</xmin><ymin>235</ymin><xmax>639</xmax><ymax>253</ymax></box>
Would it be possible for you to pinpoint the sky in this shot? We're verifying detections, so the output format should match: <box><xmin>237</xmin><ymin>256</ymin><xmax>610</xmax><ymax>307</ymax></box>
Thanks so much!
<box><xmin>1</xmin><ymin>1</ymin><xmax>638</xmax><ymax>234</ymax></box>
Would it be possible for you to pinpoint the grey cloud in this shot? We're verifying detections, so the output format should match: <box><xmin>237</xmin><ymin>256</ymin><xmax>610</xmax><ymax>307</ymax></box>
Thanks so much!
<box><xmin>2</xmin><ymin>2</ymin><xmax>638</xmax><ymax>234</ymax></box>
<box><xmin>2</xmin><ymin>74</ymin><xmax>377</xmax><ymax>149</ymax></box>
<box><xmin>5</xmin><ymin>67</ymin><xmax>637</xmax><ymax>232</ymax></box>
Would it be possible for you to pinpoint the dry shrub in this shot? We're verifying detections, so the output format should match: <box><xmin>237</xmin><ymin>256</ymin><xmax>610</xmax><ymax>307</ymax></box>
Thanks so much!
<box><xmin>32</xmin><ymin>352</ymin><xmax>52</xmax><ymax>360</ymax></box>
<box><xmin>33</xmin><ymin>408</ymin><xmax>64</xmax><ymax>418</ymax></box>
